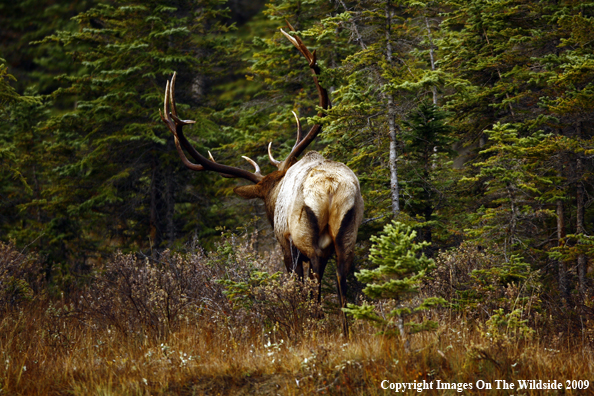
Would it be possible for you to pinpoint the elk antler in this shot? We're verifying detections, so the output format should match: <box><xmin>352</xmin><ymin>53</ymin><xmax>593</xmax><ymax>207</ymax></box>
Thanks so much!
<box><xmin>268</xmin><ymin>23</ymin><xmax>330</xmax><ymax>171</ymax></box>
<box><xmin>161</xmin><ymin>73</ymin><xmax>264</xmax><ymax>183</ymax></box>
<box><xmin>268</xmin><ymin>110</ymin><xmax>301</xmax><ymax>167</ymax></box>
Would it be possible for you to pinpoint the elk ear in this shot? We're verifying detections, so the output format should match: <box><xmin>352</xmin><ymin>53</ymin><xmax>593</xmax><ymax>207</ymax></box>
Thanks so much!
<box><xmin>234</xmin><ymin>184</ymin><xmax>264</xmax><ymax>199</ymax></box>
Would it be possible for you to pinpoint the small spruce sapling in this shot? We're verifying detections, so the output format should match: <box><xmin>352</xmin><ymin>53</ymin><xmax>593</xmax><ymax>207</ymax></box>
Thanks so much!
<box><xmin>343</xmin><ymin>221</ymin><xmax>445</xmax><ymax>349</ymax></box>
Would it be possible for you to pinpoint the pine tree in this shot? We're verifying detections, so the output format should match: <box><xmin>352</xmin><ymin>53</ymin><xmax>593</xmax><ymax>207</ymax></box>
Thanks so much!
<box><xmin>25</xmin><ymin>0</ymin><xmax>242</xmax><ymax>270</ymax></box>
<box><xmin>343</xmin><ymin>221</ymin><xmax>445</xmax><ymax>349</ymax></box>
<box><xmin>439</xmin><ymin>0</ymin><xmax>594</xmax><ymax>296</ymax></box>
<box><xmin>401</xmin><ymin>101</ymin><xmax>455</xmax><ymax>247</ymax></box>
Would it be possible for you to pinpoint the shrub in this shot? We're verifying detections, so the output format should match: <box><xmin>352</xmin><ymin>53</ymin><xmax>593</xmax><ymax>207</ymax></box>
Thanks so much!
<box><xmin>75</xmin><ymin>240</ymin><xmax>247</xmax><ymax>340</ymax></box>
<box><xmin>0</xmin><ymin>241</ymin><xmax>44</xmax><ymax>312</ymax></box>
<box><xmin>483</xmin><ymin>308</ymin><xmax>535</xmax><ymax>344</ymax></box>
<box><xmin>75</xmin><ymin>234</ymin><xmax>331</xmax><ymax>342</ymax></box>
<box><xmin>424</xmin><ymin>242</ymin><xmax>541</xmax><ymax>330</ymax></box>
<box><xmin>221</xmin><ymin>271</ymin><xmax>329</xmax><ymax>339</ymax></box>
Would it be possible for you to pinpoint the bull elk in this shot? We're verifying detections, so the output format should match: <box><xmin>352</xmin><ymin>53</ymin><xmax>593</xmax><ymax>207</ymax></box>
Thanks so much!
<box><xmin>160</xmin><ymin>26</ymin><xmax>364</xmax><ymax>334</ymax></box>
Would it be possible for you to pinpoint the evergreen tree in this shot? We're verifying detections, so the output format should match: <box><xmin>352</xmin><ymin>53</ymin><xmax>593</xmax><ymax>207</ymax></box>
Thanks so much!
<box><xmin>460</xmin><ymin>123</ymin><xmax>555</xmax><ymax>257</ymax></box>
<box><xmin>343</xmin><ymin>221</ymin><xmax>445</xmax><ymax>349</ymax></box>
<box><xmin>23</xmin><ymin>0</ymin><xmax>242</xmax><ymax>272</ymax></box>
<box><xmin>0</xmin><ymin>0</ymin><xmax>96</xmax><ymax>96</ymax></box>
<box><xmin>0</xmin><ymin>0</ymin><xmax>95</xmax><ymax>271</ymax></box>
<box><xmin>0</xmin><ymin>59</ymin><xmax>45</xmax><ymax>243</ymax></box>
<box><xmin>439</xmin><ymin>0</ymin><xmax>594</xmax><ymax>295</ymax></box>
<box><xmin>247</xmin><ymin>0</ymin><xmax>451</xmax><ymax>230</ymax></box>
<box><xmin>315</xmin><ymin>0</ymin><xmax>445</xmax><ymax>221</ymax></box>
<box><xmin>401</xmin><ymin>101</ymin><xmax>455</xmax><ymax>247</ymax></box>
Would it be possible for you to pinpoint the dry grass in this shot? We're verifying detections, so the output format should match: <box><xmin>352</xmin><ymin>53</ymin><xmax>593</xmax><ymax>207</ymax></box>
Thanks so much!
<box><xmin>2</xmin><ymin>307</ymin><xmax>594</xmax><ymax>395</ymax></box>
<box><xmin>1</xmin><ymin>240</ymin><xmax>594</xmax><ymax>395</ymax></box>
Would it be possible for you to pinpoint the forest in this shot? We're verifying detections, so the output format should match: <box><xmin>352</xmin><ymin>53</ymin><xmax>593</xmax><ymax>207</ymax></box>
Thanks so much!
<box><xmin>1</xmin><ymin>0</ymin><xmax>594</xmax><ymax>394</ymax></box>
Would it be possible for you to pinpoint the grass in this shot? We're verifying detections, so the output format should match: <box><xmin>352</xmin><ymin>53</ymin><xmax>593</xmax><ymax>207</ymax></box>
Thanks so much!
<box><xmin>1</xmin><ymin>302</ymin><xmax>593</xmax><ymax>395</ymax></box>
<box><xmin>1</xmin><ymin>240</ymin><xmax>593</xmax><ymax>395</ymax></box>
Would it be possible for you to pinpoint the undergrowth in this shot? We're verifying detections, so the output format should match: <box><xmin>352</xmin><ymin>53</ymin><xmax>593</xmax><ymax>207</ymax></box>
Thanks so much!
<box><xmin>0</xmin><ymin>239</ymin><xmax>593</xmax><ymax>395</ymax></box>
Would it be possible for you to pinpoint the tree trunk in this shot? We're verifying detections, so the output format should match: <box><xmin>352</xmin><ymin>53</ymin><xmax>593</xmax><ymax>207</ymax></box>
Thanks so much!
<box><xmin>576</xmin><ymin>122</ymin><xmax>588</xmax><ymax>295</ymax></box>
<box><xmin>149</xmin><ymin>160</ymin><xmax>160</xmax><ymax>251</ymax></box>
<box><xmin>386</xmin><ymin>1</ymin><xmax>400</xmax><ymax>215</ymax></box>
<box><xmin>425</xmin><ymin>17</ymin><xmax>437</xmax><ymax>105</ymax></box>
<box><xmin>388</xmin><ymin>101</ymin><xmax>400</xmax><ymax>215</ymax></box>
<box><xmin>343</xmin><ymin>0</ymin><xmax>400</xmax><ymax>214</ymax></box>
<box><xmin>32</xmin><ymin>164</ymin><xmax>42</xmax><ymax>223</ymax></box>
<box><xmin>557</xmin><ymin>198</ymin><xmax>568</xmax><ymax>298</ymax></box>
<box><xmin>506</xmin><ymin>184</ymin><xmax>518</xmax><ymax>259</ymax></box>
<box><xmin>397</xmin><ymin>313</ymin><xmax>410</xmax><ymax>353</ymax></box>
<box><xmin>165</xmin><ymin>167</ymin><xmax>176</xmax><ymax>247</ymax></box>
<box><xmin>339</xmin><ymin>0</ymin><xmax>367</xmax><ymax>50</ymax></box>
<box><xmin>576</xmin><ymin>157</ymin><xmax>587</xmax><ymax>295</ymax></box>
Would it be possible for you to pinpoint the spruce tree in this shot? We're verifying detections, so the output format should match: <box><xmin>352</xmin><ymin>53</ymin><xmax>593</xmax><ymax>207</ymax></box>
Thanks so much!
<box><xmin>0</xmin><ymin>60</ymin><xmax>45</xmax><ymax>244</ymax></box>
<box><xmin>28</xmin><ymin>0</ymin><xmax>242</xmax><ymax>270</ymax></box>
<box><xmin>249</xmin><ymin>0</ymin><xmax>450</xmax><ymax>229</ymax></box>
<box><xmin>343</xmin><ymin>221</ymin><xmax>445</xmax><ymax>349</ymax></box>
<box><xmin>401</xmin><ymin>101</ymin><xmax>455</xmax><ymax>246</ymax></box>
<box><xmin>439</xmin><ymin>0</ymin><xmax>594</xmax><ymax>295</ymax></box>
<box><xmin>0</xmin><ymin>0</ymin><xmax>95</xmax><ymax>272</ymax></box>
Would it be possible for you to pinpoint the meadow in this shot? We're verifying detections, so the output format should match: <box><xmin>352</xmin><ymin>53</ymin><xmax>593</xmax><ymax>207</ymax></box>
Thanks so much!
<box><xmin>1</xmin><ymin>238</ymin><xmax>592</xmax><ymax>395</ymax></box>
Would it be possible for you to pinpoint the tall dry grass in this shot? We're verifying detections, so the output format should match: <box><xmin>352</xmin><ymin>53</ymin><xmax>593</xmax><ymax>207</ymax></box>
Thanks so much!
<box><xmin>1</xmin><ymin>240</ymin><xmax>593</xmax><ymax>395</ymax></box>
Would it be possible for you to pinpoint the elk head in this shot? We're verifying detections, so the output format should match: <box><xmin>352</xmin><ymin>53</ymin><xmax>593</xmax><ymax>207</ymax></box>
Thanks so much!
<box><xmin>160</xmin><ymin>26</ymin><xmax>364</xmax><ymax>335</ymax></box>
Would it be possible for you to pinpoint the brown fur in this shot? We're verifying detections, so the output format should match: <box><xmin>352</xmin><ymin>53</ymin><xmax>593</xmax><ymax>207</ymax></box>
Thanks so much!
<box><xmin>234</xmin><ymin>170</ymin><xmax>286</xmax><ymax>225</ymax></box>
<box><xmin>234</xmin><ymin>151</ymin><xmax>364</xmax><ymax>335</ymax></box>
<box><xmin>163</xmin><ymin>30</ymin><xmax>362</xmax><ymax>336</ymax></box>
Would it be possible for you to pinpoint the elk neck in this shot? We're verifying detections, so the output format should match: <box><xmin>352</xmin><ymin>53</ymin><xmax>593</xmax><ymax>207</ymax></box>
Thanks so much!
<box><xmin>232</xmin><ymin>169</ymin><xmax>287</xmax><ymax>226</ymax></box>
<box><xmin>259</xmin><ymin>170</ymin><xmax>286</xmax><ymax>226</ymax></box>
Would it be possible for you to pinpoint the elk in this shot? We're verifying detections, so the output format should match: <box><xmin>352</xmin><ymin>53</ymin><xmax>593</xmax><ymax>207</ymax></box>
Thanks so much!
<box><xmin>160</xmin><ymin>27</ymin><xmax>364</xmax><ymax>334</ymax></box>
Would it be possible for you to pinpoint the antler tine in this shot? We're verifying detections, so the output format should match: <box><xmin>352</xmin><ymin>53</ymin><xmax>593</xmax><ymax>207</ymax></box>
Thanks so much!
<box><xmin>161</xmin><ymin>78</ymin><xmax>204</xmax><ymax>171</ymax></box>
<box><xmin>242</xmin><ymin>156</ymin><xmax>263</xmax><ymax>178</ymax></box>
<box><xmin>163</xmin><ymin>80</ymin><xmax>171</xmax><ymax>121</ymax></box>
<box><xmin>208</xmin><ymin>151</ymin><xmax>263</xmax><ymax>179</ymax></box>
<box><xmin>280</xmin><ymin>29</ymin><xmax>314</xmax><ymax>64</ymax></box>
<box><xmin>292</xmin><ymin>111</ymin><xmax>302</xmax><ymax>142</ymax></box>
<box><xmin>309</xmin><ymin>49</ymin><xmax>317</xmax><ymax>68</ymax></box>
<box><xmin>169</xmin><ymin>72</ymin><xmax>178</xmax><ymax>117</ymax></box>
<box><xmin>268</xmin><ymin>142</ymin><xmax>281</xmax><ymax>168</ymax></box>
<box><xmin>280</xmin><ymin>28</ymin><xmax>300</xmax><ymax>48</ymax></box>
<box><xmin>168</xmin><ymin>74</ymin><xmax>195</xmax><ymax>127</ymax></box>
<box><xmin>291</xmin><ymin>111</ymin><xmax>303</xmax><ymax>151</ymax></box>
<box><xmin>285</xmin><ymin>19</ymin><xmax>297</xmax><ymax>33</ymax></box>
<box><xmin>208</xmin><ymin>151</ymin><xmax>235</xmax><ymax>178</ymax></box>
<box><xmin>162</xmin><ymin>77</ymin><xmax>196</xmax><ymax>130</ymax></box>
<box><xmin>173</xmin><ymin>133</ymin><xmax>204</xmax><ymax>171</ymax></box>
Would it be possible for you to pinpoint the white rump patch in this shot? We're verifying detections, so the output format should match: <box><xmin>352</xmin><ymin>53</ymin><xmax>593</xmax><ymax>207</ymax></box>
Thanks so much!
<box><xmin>319</xmin><ymin>232</ymin><xmax>332</xmax><ymax>250</ymax></box>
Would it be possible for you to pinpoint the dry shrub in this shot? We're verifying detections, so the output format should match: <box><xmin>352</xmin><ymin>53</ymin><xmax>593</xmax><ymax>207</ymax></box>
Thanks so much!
<box><xmin>424</xmin><ymin>242</ymin><xmax>542</xmax><ymax>328</ymax></box>
<box><xmin>75</xmin><ymin>235</ymin><xmax>333</xmax><ymax>342</ymax></box>
<box><xmin>0</xmin><ymin>241</ymin><xmax>44</xmax><ymax>313</ymax></box>
<box><xmin>2</xmin><ymin>239</ymin><xmax>594</xmax><ymax>395</ymax></box>
<box><xmin>76</xmin><ymin>245</ymin><xmax>235</xmax><ymax>340</ymax></box>
<box><xmin>223</xmin><ymin>271</ymin><xmax>335</xmax><ymax>339</ymax></box>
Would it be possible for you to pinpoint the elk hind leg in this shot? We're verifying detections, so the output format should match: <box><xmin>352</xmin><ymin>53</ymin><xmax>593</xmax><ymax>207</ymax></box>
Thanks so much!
<box><xmin>333</xmin><ymin>206</ymin><xmax>358</xmax><ymax>336</ymax></box>
<box><xmin>301</xmin><ymin>205</ymin><xmax>331</xmax><ymax>303</ymax></box>
<box><xmin>308</xmin><ymin>255</ymin><xmax>330</xmax><ymax>303</ymax></box>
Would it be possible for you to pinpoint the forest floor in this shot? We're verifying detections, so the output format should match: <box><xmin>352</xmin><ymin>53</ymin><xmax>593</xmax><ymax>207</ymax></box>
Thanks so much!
<box><xmin>1</xmin><ymin>240</ymin><xmax>593</xmax><ymax>395</ymax></box>
<box><xmin>2</xmin><ymin>303</ymin><xmax>593</xmax><ymax>395</ymax></box>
